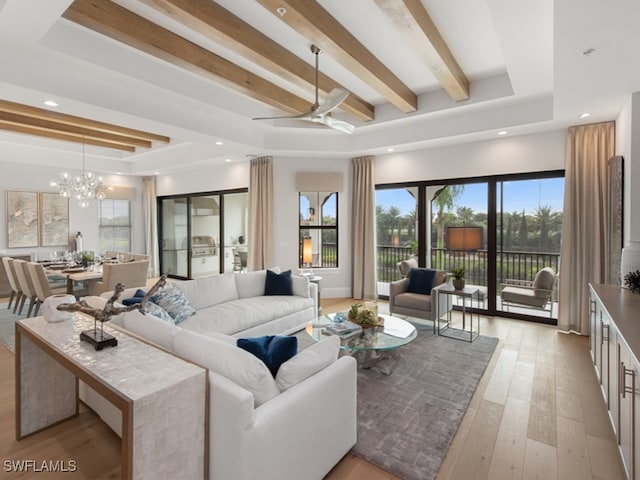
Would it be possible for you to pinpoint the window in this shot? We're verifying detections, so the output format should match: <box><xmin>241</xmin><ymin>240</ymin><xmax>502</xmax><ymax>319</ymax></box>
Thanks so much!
<box><xmin>299</xmin><ymin>192</ymin><xmax>338</xmax><ymax>269</ymax></box>
<box><xmin>98</xmin><ymin>199</ymin><xmax>131</xmax><ymax>252</ymax></box>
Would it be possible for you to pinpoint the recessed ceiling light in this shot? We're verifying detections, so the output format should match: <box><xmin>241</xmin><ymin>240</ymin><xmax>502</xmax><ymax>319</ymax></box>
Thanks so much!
<box><xmin>387</xmin><ymin>148</ymin><xmax>395</xmax><ymax>152</ymax></box>
<box><xmin>498</xmin><ymin>131</ymin><xmax>508</xmax><ymax>136</ymax></box>
<box><xmin>215</xmin><ymin>141</ymin><xmax>224</xmax><ymax>146</ymax></box>
<box><xmin>153</xmin><ymin>171</ymin><xmax>160</xmax><ymax>175</ymax></box>
<box><xmin>225</xmin><ymin>158</ymin><xmax>232</xmax><ymax>163</ymax></box>
<box><xmin>44</xmin><ymin>100</ymin><xmax>58</xmax><ymax>107</ymax></box>
<box><xmin>580</xmin><ymin>112</ymin><xmax>591</xmax><ymax>119</ymax></box>
<box><xmin>116</xmin><ymin>172</ymin><xmax>123</xmax><ymax>175</ymax></box>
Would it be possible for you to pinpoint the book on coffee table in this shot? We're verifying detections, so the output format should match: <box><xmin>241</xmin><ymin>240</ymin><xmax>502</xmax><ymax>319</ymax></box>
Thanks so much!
<box><xmin>323</xmin><ymin>320</ymin><xmax>363</xmax><ymax>338</ymax></box>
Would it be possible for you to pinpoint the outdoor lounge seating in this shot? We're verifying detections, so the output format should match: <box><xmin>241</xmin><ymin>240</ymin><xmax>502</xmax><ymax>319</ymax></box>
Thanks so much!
<box><xmin>500</xmin><ymin>267</ymin><xmax>556</xmax><ymax>317</ymax></box>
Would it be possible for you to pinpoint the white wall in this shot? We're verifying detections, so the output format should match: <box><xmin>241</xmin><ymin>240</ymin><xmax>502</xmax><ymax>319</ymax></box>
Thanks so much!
<box><xmin>376</xmin><ymin>129</ymin><xmax>567</xmax><ymax>184</ymax></box>
<box><xmin>156</xmin><ymin>161</ymin><xmax>250</xmax><ymax>197</ymax></box>
<box><xmin>616</xmin><ymin>92</ymin><xmax>640</xmax><ymax>243</ymax></box>
<box><xmin>0</xmin><ymin>159</ymin><xmax>144</xmax><ymax>258</ymax></box>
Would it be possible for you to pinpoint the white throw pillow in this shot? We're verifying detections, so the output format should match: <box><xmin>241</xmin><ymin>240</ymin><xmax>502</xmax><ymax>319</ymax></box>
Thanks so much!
<box><xmin>173</xmin><ymin>273</ymin><xmax>238</xmax><ymax>310</ymax></box>
<box><xmin>172</xmin><ymin>329</ymin><xmax>280</xmax><ymax>407</ymax></box>
<box><xmin>275</xmin><ymin>335</ymin><xmax>340</xmax><ymax>391</ymax></box>
<box><xmin>235</xmin><ymin>267</ymin><xmax>281</xmax><ymax>298</ymax></box>
<box><xmin>291</xmin><ymin>275</ymin><xmax>310</xmax><ymax>298</ymax></box>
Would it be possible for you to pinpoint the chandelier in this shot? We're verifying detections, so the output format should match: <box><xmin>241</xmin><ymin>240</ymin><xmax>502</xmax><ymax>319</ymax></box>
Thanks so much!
<box><xmin>50</xmin><ymin>139</ymin><xmax>112</xmax><ymax>208</ymax></box>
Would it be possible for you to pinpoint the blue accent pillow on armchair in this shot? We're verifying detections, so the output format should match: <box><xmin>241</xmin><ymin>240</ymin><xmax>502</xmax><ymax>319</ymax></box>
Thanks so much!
<box><xmin>264</xmin><ymin>269</ymin><xmax>293</xmax><ymax>295</ymax></box>
<box><xmin>237</xmin><ymin>335</ymin><xmax>298</xmax><ymax>377</ymax></box>
<box><xmin>407</xmin><ymin>268</ymin><xmax>437</xmax><ymax>295</ymax></box>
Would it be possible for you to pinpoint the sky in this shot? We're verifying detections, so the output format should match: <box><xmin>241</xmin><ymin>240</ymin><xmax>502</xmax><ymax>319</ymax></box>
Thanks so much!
<box><xmin>376</xmin><ymin>178</ymin><xmax>565</xmax><ymax>217</ymax></box>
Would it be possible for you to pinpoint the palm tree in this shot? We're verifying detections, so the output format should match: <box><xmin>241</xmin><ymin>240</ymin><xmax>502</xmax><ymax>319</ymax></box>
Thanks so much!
<box><xmin>456</xmin><ymin>206</ymin><xmax>475</xmax><ymax>225</ymax></box>
<box><xmin>519</xmin><ymin>209</ymin><xmax>528</xmax><ymax>249</ymax></box>
<box><xmin>432</xmin><ymin>185</ymin><xmax>464</xmax><ymax>267</ymax></box>
<box><xmin>387</xmin><ymin>206</ymin><xmax>402</xmax><ymax>245</ymax></box>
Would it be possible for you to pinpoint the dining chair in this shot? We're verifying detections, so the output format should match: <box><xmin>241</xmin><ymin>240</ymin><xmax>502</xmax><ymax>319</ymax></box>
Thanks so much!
<box><xmin>2</xmin><ymin>257</ymin><xmax>21</xmax><ymax>311</ymax></box>
<box><xmin>27</xmin><ymin>262</ymin><xmax>67</xmax><ymax>316</ymax></box>
<box><xmin>88</xmin><ymin>259</ymin><xmax>150</xmax><ymax>296</ymax></box>
<box><xmin>12</xmin><ymin>259</ymin><xmax>38</xmax><ymax>317</ymax></box>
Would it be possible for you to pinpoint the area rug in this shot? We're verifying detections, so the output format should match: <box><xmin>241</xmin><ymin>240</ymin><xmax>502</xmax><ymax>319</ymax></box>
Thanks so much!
<box><xmin>0</xmin><ymin>302</ymin><xmax>21</xmax><ymax>353</ymax></box>
<box><xmin>298</xmin><ymin>323</ymin><xmax>498</xmax><ymax>480</ymax></box>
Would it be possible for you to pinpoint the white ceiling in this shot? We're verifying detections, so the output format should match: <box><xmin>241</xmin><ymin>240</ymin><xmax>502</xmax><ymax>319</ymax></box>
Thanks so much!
<box><xmin>0</xmin><ymin>0</ymin><xmax>638</xmax><ymax>175</ymax></box>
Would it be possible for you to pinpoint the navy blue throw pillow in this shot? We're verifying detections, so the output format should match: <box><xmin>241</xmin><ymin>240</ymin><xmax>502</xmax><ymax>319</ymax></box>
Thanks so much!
<box><xmin>264</xmin><ymin>269</ymin><xmax>293</xmax><ymax>295</ymax></box>
<box><xmin>122</xmin><ymin>297</ymin><xmax>142</xmax><ymax>306</ymax></box>
<box><xmin>407</xmin><ymin>268</ymin><xmax>437</xmax><ymax>295</ymax></box>
<box><xmin>122</xmin><ymin>288</ymin><xmax>147</xmax><ymax>306</ymax></box>
<box><xmin>237</xmin><ymin>335</ymin><xmax>298</xmax><ymax>377</ymax></box>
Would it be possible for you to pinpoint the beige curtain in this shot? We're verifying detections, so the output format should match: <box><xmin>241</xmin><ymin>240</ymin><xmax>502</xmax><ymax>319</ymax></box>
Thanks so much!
<box><xmin>558</xmin><ymin>121</ymin><xmax>615</xmax><ymax>334</ymax></box>
<box><xmin>248</xmin><ymin>156</ymin><xmax>273</xmax><ymax>270</ymax></box>
<box><xmin>142</xmin><ymin>176</ymin><xmax>159</xmax><ymax>277</ymax></box>
<box><xmin>351</xmin><ymin>156</ymin><xmax>377</xmax><ymax>299</ymax></box>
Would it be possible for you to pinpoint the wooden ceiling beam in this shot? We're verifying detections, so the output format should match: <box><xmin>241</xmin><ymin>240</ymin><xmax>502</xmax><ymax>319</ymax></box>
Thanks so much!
<box><xmin>0</xmin><ymin>111</ymin><xmax>152</xmax><ymax>149</ymax></box>
<box><xmin>63</xmin><ymin>0</ymin><xmax>315</xmax><ymax>118</ymax></box>
<box><xmin>139</xmin><ymin>0</ymin><xmax>374</xmax><ymax>121</ymax></box>
<box><xmin>0</xmin><ymin>99</ymin><xmax>169</xmax><ymax>144</ymax></box>
<box><xmin>374</xmin><ymin>0</ymin><xmax>469</xmax><ymax>101</ymax></box>
<box><xmin>256</xmin><ymin>0</ymin><xmax>418</xmax><ymax>113</ymax></box>
<box><xmin>0</xmin><ymin>119</ymin><xmax>136</xmax><ymax>152</ymax></box>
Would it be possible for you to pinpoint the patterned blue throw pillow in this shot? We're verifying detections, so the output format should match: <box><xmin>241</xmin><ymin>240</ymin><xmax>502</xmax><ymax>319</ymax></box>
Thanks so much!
<box><xmin>144</xmin><ymin>301</ymin><xmax>175</xmax><ymax>324</ymax></box>
<box><xmin>150</xmin><ymin>286</ymin><xmax>196</xmax><ymax>324</ymax></box>
<box><xmin>237</xmin><ymin>335</ymin><xmax>298</xmax><ymax>377</ymax></box>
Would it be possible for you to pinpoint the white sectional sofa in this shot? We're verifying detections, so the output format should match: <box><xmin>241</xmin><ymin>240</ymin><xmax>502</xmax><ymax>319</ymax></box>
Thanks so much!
<box><xmin>80</xmin><ymin>269</ymin><xmax>357</xmax><ymax>480</ymax></box>
<box><xmin>172</xmin><ymin>268</ymin><xmax>318</xmax><ymax>337</ymax></box>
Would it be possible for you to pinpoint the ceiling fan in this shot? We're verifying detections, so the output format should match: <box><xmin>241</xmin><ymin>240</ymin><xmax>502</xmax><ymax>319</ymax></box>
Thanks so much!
<box><xmin>253</xmin><ymin>45</ymin><xmax>355</xmax><ymax>134</ymax></box>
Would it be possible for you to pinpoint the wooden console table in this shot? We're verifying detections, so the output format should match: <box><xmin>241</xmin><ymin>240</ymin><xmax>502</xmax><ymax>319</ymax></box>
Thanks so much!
<box><xmin>15</xmin><ymin>315</ymin><xmax>208</xmax><ymax>480</ymax></box>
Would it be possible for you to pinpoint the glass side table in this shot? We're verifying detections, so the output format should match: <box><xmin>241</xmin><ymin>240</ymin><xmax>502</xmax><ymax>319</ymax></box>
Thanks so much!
<box><xmin>437</xmin><ymin>285</ymin><xmax>480</xmax><ymax>342</ymax></box>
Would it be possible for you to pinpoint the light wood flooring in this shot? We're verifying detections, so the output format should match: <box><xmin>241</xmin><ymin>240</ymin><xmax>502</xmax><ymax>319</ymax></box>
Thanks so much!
<box><xmin>0</xmin><ymin>298</ymin><xmax>628</xmax><ymax>480</ymax></box>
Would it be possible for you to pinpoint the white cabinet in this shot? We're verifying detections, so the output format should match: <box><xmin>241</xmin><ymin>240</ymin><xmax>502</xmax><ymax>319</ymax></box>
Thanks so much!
<box><xmin>191</xmin><ymin>255</ymin><xmax>219</xmax><ymax>278</ymax></box>
<box><xmin>590</xmin><ymin>284</ymin><xmax>640</xmax><ymax>480</ymax></box>
<box><xmin>617</xmin><ymin>337</ymin><xmax>638</xmax><ymax>480</ymax></box>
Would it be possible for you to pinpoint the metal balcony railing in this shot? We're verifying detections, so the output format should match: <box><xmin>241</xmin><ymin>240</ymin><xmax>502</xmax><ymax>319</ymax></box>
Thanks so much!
<box><xmin>377</xmin><ymin>245</ymin><xmax>560</xmax><ymax>289</ymax></box>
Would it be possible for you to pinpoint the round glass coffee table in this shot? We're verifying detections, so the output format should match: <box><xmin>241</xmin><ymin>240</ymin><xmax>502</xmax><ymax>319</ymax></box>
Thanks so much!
<box><xmin>306</xmin><ymin>314</ymin><xmax>417</xmax><ymax>374</ymax></box>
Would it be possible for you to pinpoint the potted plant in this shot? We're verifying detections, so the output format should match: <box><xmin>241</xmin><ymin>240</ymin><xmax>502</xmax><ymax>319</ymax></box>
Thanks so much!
<box><xmin>348</xmin><ymin>303</ymin><xmax>383</xmax><ymax>328</ymax></box>
<box><xmin>452</xmin><ymin>266</ymin><xmax>465</xmax><ymax>290</ymax></box>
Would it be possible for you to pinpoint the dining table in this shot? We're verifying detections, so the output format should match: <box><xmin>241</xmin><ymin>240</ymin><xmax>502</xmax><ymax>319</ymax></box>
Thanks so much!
<box><xmin>45</xmin><ymin>264</ymin><xmax>103</xmax><ymax>296</ymax></box>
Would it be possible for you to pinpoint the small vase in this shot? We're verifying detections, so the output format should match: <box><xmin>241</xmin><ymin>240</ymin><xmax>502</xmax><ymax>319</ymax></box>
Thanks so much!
<box><xmin>453</xmin><ymin>279</ymin><xmax>465</xmax><ymax>290</ymax></box>
<box><xmin>43</xmin><ymin>294</ymin><xmax>76</xmax><ymax>322</ymax></box>
<box><xmin>621</xmin><ymin>241</ymin><xmax>640</xmax><ymax>288</ymax></box>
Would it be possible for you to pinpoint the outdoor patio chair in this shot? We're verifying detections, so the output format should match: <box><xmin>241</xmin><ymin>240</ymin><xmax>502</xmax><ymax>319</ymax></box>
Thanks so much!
<box><xmin>500</xmin><ymin>267</ymin><xmax>556</xmax><ymax>317</ymax></box>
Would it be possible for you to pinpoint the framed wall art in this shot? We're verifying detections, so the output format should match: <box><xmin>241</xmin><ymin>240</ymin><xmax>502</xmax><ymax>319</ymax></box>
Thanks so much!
<box><xmin>40</xmin><ymin>192</ymin><xmax>69</xmax><ymax>246</ymax></box>
<box><xmin>6</xmin><ymin>190</ymin><xmax>39</xmax><ymax>248</ymax></box>
<box><xmin>608</xmin><ymin>155</ymin><xmax>624</xmax><ymax>285</ymax></box>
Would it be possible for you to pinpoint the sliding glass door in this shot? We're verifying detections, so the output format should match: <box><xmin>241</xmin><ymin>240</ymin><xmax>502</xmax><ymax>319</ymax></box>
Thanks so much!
<box><xmin>376</xmin><ymin>171</ymin><xmax>563</xmax><ymax>323</ymax></box>
<box><xmin>430</xmin><ymin>182</ymin><xmax>488</xmax><ymax>310</ymax></box>
<box><xmin>375</xmin><ymin>187</ymin><xmax>419</xmax><ymax>296</ymax></box>
<box><xmin>158</xmin><ymin>189</ymin><xmax>248</xmax><ymax>279</ymax></box>
<box><xmin>495</xmin><ymin>177</ymin><xmax>563</xmax><ymax>319</ymax></box>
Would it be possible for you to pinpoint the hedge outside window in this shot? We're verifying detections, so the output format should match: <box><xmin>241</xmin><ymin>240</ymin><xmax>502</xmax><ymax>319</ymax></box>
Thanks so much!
<box><xmin>98</xmin><ymin>199</ymin><xmax>132</xmax><ymax>252</ymax></box>
<box><xmin>299</xmin><ymin>192</ymin><xmax>338</xmax><ymax>269</ymax></box>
